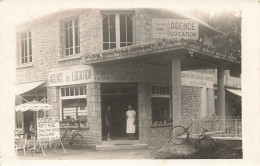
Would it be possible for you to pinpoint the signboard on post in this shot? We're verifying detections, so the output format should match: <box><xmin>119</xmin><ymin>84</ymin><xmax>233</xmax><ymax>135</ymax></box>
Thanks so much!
<box><xmin>152</xmin><ymin>18</ymin><xmax>199</xmax><ymax>40</ymax></box>
<box><xmin>181</xmin><ymin>71</ymin><xmax>214</xmax><ymax>88</ymax></box>
<box><xmin>37</xmin><ymin>117</ymin><xmax>60</xmax><ymax>141</ymax></box>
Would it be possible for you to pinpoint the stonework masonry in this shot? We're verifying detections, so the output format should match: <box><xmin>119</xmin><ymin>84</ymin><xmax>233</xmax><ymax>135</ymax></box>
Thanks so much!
<box><xmin>138</xmin><ymin>83</ymin><xmax>203</xmax><ymax>146</ymax></box>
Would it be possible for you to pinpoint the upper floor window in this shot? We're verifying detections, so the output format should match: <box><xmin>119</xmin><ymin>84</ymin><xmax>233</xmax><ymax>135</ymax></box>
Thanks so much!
<box><xmin>102</xmin><ymin>14</ymin><xmax>133</xmax><ymax>50</ymax></box>
<box><xmin>63</xmin><ymin>18</ymin><xmax>80</xmax><ymax>56</ymax></box>
<box><xmin>21</xmin><ymin>32</ymin><xmax>32</xmax><ymax>64</ymax></box>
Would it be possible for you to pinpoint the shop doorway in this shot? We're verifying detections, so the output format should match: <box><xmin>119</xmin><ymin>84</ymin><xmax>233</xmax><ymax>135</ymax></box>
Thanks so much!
<box><xmin>101</xmin><ymin>83</ymin><xmax>138</xmax><ymax>140</ymax></box>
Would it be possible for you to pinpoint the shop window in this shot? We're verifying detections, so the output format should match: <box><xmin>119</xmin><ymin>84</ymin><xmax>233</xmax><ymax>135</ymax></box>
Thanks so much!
<box><xmin>63</xmin><ymin>18</ymin><xmax>80</xmax><ymax>56</ymax></box>
<box><xmin>102</xmin><ymin>14</ymin><xmax>133</xmax><ymax>50</ymax></box>
<box><xmin>62</xmin><ymin>99</ymin><xmax>87</xmax><ymax>121</ymax></box>
<box><xmin>20</xmin><ymin>31</ymin><xmax>32</xmax><ymax>64</ymax></box>
<box><xmin>151</xmin><ymin>85</ymin><xmax>172</xmax><ymax>124</ymax></box>
<box><xmin>60</xmin><ymin>85</ymin><xmax>87</xmax><ymax>122</ymax></box>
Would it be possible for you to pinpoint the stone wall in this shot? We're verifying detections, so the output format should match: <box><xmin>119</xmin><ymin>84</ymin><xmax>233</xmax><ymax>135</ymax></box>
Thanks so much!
<box><xmin>16</xmin><ymin>9</ymin><xmax>101</xmax><ymax>84</ymax></box>
<box><xmin>181</xmin><ymin>86</ymin><xmax>201</xmax><ymax>127</ymax></box>
<box><xmin>140</xmin><ymin>84</ymin><xmax>202</xmax><ymax>147</ymax></box>
<box><xmin>86</xmin><ymin>82</ymin><xmax>102</xmax><ymax>145</ymax></box>
<box><xmin>47</xmin><ymin>87</ymin><xmax>60</xmax><ymax>117</ymax></box>
<box><xmin>138</xmin><ymin>82</ymin><xmax>152</xmax><ymax>144</ymax></box>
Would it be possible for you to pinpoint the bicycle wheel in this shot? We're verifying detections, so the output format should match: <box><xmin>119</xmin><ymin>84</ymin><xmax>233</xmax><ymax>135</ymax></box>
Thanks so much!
<box><xmin>196</xmin><ymin>137</ymin><xmax>216</xmax><ymax>150</ymax></box>
<box><xmin>169</xmin><ymin>126</ymin><xmax>189</xmax><ymax>145</ymax></box>
<box><xmin>71</xmin><ymin>134</ymin><xmax>83</xmax><ymax>149</ymax></box>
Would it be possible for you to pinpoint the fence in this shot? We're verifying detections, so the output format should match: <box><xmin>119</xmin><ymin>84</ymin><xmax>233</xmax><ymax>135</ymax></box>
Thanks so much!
<box><xmin>181</xmin><ymin>116</ymin><xmax>242</xmax><ymax>138</ymax></box>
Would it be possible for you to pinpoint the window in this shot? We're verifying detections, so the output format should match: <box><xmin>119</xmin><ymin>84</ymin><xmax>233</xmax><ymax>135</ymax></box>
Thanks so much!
<box><xmin>21</xmin><ymin>31</ymin><xmax>32</xmax><ymax>64</ymax></box>
<box><xmin>60</xmin><ymin>85</ymin><xmax>87</xmax><ymax>121</ymax></box>
<box><xmin>60</xmin><ymin>85</ymin><xmax>86</xmax><ymax>98</ymax></box>
<box><xmin>63</xmin><ymin>18</ymin><xmax>80</xmax><ymax>56</ymax></box>
<box><xmin>151</xmin><ymin>85</ymin><xmax>172</xmax><ymax>124</ymax></box>
<box><xmin>102</xmin><ymin>14</ymin><xmax>133</xmax><ymax>50</ymax></box>
<box><xmin>62</xmin><ymin>99</ymin><xmax>87</xmax><ymax>121</ymax></box>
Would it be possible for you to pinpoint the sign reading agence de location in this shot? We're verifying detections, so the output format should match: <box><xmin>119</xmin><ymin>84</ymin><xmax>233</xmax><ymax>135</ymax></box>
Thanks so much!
<box><xmin>48</xmin><ymin>66</ymin><xmax>93</xmax><ymax>86</ymax></box>
<box><xmin>152</xmin><ymin>18</ymin><xmax>199</xmax><ymax>40</ymax></box>
<box><xmin>37</xmin><ymin>117</ymin><xmax>60</xmax><ymax>141</ymax></box>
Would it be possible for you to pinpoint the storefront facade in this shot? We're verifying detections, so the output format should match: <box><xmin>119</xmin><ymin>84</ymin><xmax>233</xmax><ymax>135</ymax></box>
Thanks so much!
<box><xmin>15</xmin><ymin>8</ymin><xmax>241</xmax><ymax>147</ymax></box>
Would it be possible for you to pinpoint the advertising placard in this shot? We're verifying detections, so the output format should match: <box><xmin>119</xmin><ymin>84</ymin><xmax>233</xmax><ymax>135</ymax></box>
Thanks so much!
<box><xmin>37</xmin><ymin>117</ymin><xmax>60</xmax><ymax>141</ymax></box>
<box><xmin>152</xmin><ymin>18</ymin><xmax>199</xmax><ymax>40</ymax></box>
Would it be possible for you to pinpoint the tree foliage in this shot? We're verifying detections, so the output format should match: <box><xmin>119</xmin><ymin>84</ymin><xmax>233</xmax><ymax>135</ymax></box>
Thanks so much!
<box><xmin>209</xmin><ymin>11</ymin><xmax>241</xmax><ymax>59</ymax></box>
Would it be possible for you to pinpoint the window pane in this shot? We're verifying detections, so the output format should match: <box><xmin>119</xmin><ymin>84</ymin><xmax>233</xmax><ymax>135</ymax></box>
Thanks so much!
<box><xmin>103</xmin><ymin>43</ymin><xmax>109</xmax><ymax>50</ymax></box>
<box><xmin>65</xmin><ymin>22</ymin><xmax>68</xmax><ymax>28</ymax></box>
<box><xmin>70</xmin><ymin>87</ymin><xmax>75</xmax><ymax>96</ymax></box>
<box><xmin>24</xmin><ymin>37</ymin><xmax>27</xmax><ymax>61</ymax></box>
<box><xmin>68</xmin><ymin>21</ymin><xmax>72</xmax><ymax>27</ymax></box>
<box><xmin>66</xmin><ymin>49</ymin><xmax>69</xmax><ymax>56</ymax></box>
<box><xmin>29</xmin><ymin>37</ymin><xmax>32</xmax><ymax>56</ymax></box>
<box><xmin>103</xmin><ymin>15</ymin><xmax>109</xmax><ymax>42</ymax></box>
<box><xmin>152</xmin><ymin>85</ymin><xmax>155</xmax><ymax>94</ymax></box>
<box><xmin>83</xmin><ymin>86</ymin><xmax>86</xmax><ymax>95</ymax></box>
<box><xmin>127</xmin><ymin>42</ymin><xmax>133</xmax><ymax>46</ymax></box>
<box><xmin>61</xmin><ymin>88</ymin><xmax>65</xmax><ymax>97</ymax></box>
<box><xmin>75</xmin><ymin>47</ymin><xmax>80</xmax><ymax>54</ymax></box>
<box><xmin>155</xmin><ymin>86</ymin><xmax>159</xmax><ymax>94</ymax></box>
<box><xmin>127</xmin><ymin>15</ymin><xmax>133</xmax><ymax>42</ymax></box>
<box><xmin>75</xmin><ymin>87</ymin><xmax>79</xmax><ymax>96</ymax></box>
<box><xmin>79</xmin><ymin>86</ymin><xmax>84</xmax><ymax>95</ymax></box>
<box><xmin>120</xmin><ymin>43</ymin><xmax>126</xmax><ymax>47</ymax></box>
<box><xmin>69</xmin><ymin>28</ymin><xmax>73</xmax><ymax>48</ymax></box>
<box><xmin>21</xmin><ymin>40</ymin><xmax>25</xmax><ymax>58</ymax></box>
<box><xmin>65</xmin><ymin>28</ymin><xmax>69</xmax><ymax>48</ymax></box>
<box><xmin>110</xmin><ymin>43</ymin><xmax>116</xmax><ymax>49</ymax></box>
<box><xmin>66</xmin><ymin>88</ymin><xmax>70</xmax><ymax>96</ymax></box>
<box><xmin>120</xmin><ymin>15</ymin><xmax>126</xmax><ymax>43</ymax></box>
<box><xmin>109</xmin><ymin>15</ymin><xmax>116</xmax><ymax>42</ymax></box>
<box><xmin>75</xmin><ymin>26</ymin><xmax>79</xmax><ymax>47</ymax></box>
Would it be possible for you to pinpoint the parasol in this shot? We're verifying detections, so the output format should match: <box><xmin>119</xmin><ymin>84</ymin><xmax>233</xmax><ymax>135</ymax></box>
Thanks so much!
<box><xmin>15</xmin><ymin>100</ymin><xmax>53</xmax><ymax>113</ymax></box>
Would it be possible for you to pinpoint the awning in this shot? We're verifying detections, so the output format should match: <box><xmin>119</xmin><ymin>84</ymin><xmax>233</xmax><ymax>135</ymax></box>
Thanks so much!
<box><xmin>226</xmin><ymin>88</ymin><xmax>241</xmax><ymax>97</ymax></box>
<box><xmin>15</xmin><ymin>101</ymin><xmax>53</xmax><ymax>112</ymax></box>
<box><xmin>15</xmin><ymin>81</ymin><xmax>45</xmax><ymax>95</ymax></box>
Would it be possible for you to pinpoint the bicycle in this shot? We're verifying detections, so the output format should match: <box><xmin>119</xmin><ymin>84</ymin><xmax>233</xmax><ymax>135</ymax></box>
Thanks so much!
<box><xmin>169</xmin><ymin>118</ymin><xmax>216</xmax><ymax>150</ymax></box>
<box><xmin>60</xmin><ymin>128</ymin><xmax>84</xmax><ymax>149</ymax></box>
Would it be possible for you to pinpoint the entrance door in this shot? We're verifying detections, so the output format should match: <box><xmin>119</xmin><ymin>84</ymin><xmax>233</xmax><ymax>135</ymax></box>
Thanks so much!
<box><xmin>101</xmin><ymin>83</ymin><xmax>138</xmax><ymax>140</ymax></box>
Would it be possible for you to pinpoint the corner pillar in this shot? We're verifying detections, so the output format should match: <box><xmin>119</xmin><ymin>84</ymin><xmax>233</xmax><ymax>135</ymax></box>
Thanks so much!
<box><xmin>172</xmin><ymin>58</ymin><xmax>182</xmax><ymax>126</ymax></box>
<box><xmin>217</xmin><ymin>68</ymin><xmax>226</xmax><ymax>130</ymax></box>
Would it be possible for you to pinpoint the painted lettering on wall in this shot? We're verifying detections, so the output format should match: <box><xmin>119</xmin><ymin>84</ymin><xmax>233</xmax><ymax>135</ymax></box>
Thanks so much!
<box><xmin>49</xmin><ymin>66</ymin><xmax>92</xmax><ymax>86</ymax></box>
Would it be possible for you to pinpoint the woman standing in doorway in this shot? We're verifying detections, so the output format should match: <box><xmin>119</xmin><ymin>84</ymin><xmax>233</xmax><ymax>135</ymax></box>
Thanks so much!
<box><xmin>126</xmin><ymin>105</ymin><xmax>136</xmax><ymax>140</ymax></box>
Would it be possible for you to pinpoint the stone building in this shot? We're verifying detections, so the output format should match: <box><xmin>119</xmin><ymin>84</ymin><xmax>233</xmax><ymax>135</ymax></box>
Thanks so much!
<box><xmin>15</xmin><ymin>8</ymin><xmax>241</xmax><ymax>148</ymax></box>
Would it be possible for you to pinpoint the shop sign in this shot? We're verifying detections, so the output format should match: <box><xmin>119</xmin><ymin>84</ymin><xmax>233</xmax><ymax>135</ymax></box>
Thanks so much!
<box><xmin>37</xmin><ymin>117</ymin><xmax>60</xmax><ymax>141</ymax></box>
<box><xmin>181</xmin><ymin>71</ymin><xmax>213</xmax><ymax>88</ymax></box>
<box><xmin>49</xmin><ymin>66</ymin><xmax>93</xmax><ymax>86</ymax></box>
<box><xmin>93</xmin><ymin>63</ymin><xmax>144</xmax><ymax>82</ymax></box>
<box><xmin>152</xmin><ymin>18</ymin><xmax>199</xmax><ymax>40</ymax></box>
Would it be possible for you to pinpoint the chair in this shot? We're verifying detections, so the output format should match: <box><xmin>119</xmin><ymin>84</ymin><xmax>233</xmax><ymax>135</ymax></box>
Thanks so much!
<box><xmin>15</xmin><ymin>133</ymin><xmax>27</xmax><ymax>156</ymax></box>
<box><xmin>26</xmin><ymin>133</ymin><xmax>37</xmax><ymax>149</ymax></box>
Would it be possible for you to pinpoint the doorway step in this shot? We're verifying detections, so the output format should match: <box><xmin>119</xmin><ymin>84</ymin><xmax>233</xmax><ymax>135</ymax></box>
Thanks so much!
<box><xmin>96</xmin><ymin>140</ymin><xmax>148</xmax><ymax>150</ymax></box>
